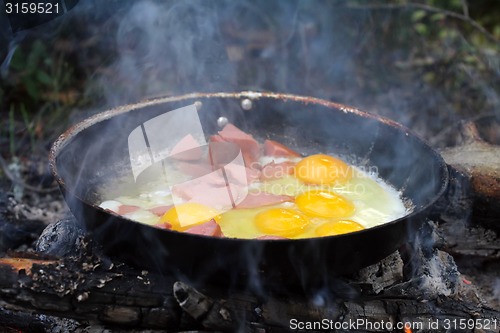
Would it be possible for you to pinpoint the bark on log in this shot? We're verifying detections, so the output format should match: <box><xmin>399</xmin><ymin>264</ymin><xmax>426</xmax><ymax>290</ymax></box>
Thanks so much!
<box><xmin>0</xmin><ymin>254</ymin><xmax>185</xmax><ymax>330</ymax></box>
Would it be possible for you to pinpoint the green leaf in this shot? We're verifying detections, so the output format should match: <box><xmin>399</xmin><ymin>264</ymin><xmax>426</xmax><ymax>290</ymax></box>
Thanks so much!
<box><xmin>411</xmin><ymin>10</ymin><xmax>427</xmax><ymax>22</ymax></box>
<box><xmin>9</xmin><ymin>49</ymin><xmax>26</xmax><ymax>71</ymax></box>
<box><xmin>430</xmin><ymin>13</ymin><xmax>445</xmax><ymax>21</ymax></box>
<box><xmin>25</xmin><ymin>40</ymin><xmax>47</xmax><ymax>73</ymax></box>
<box><xmin>439</xmin><ymin>28</ymin><xmax>458</xmax><ymax>40</ymax></box>
<box><xmin>24</xmin><ymin>79</ymin><xmax>39</xmax><ymax>100</ymax></box>
<box><xmin>25</xmin><ymin>50</ymin><xmax>38</xmax><ymax>74</ymax></box>
<box><xmin>36</xmin><ymin>71</ymin><xmax>53</xmax><ymax>86</ymax></box>
<box><xmin>31</xmin><ymin>40</ymin><xmax>46</xmax><ymax>58</ymax></box>
<box><xmin>414</xmin><ymin>23</ymin><xmax>428</xmax><ymax>35</ymax></box>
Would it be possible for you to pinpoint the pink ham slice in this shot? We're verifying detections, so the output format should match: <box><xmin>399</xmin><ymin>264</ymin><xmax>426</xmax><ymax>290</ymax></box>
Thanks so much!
<box><xmin>118</xmin><ymin>205</ymin><xmax>140</xmax><ymax>215</ymax></box>
<box><xmin>149</xmin><ymin>205</ymin><xmax>174</xmax><ymax>217</ymax></box>
<box><xmin>223</xmin><ymin>163</ymin><xmax>261</xmax><ymax>184</ymax></box>
<box><xmin>215</xmin><ymin>124</ymin><xmax>261</xmax><ymax>168</ymax></box>
<box><xmin>209</xmin><ymin>134</ymin><xmax>225</xmax><ymax>144</ymax></box>
<box><xmin>210</xmin><ymin>133</ymin><xmax>257</xmax><ymax>168</ymax></box>
<box><xmin>173</xmin><ymin>185</ymin><xmax>231</xmax><ymax>208</ymax></box>
<box><xmin>175</xmin><ymin>160</ymin><xmax>213</xmax><ymax>178</ymax></box>
<box><xmin>263</xmin><ymin>139</ymin><xmax>301</xmax><ymax>158</ymax></box>
<box><xmin>185</xmin><ymin>219</ymin><xmax>224</xmax><ymax>237</ymax></box>
<box><xmin>235</xmin><ymin>192</ymin><xmax>293</xmax><ymax>209</ymax></box>
<box><xmin>169</xmin><ymin>134</ymin><xmax>203</xmax><ymax>161</ymax></box>
<box><xmin>260</xmin><ymin>161</ymin><xmax>295</xmax><ymax>181</ymax></box>
<box><xmin>245</xmin><ymin>167</ymin><xmax>261</xmax><ymax>183</ymax></box>
<box><xmin>172</xmin><ymin>164</ymin><xmax>254</xmax><ymax>208</ymax></box>
<box><xmin>171</xmin><ymin>169</ymin><xmax>243</xmax><ymax>208</ymax></box>
<box><xmin>157</xmin><ymin>222</ymin><xmax>172</xmax><ymax>230</ymax></box>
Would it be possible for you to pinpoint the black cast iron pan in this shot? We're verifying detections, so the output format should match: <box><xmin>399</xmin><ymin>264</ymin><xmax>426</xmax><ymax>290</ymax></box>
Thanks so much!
<box><xmin>49</xmin><ymin>92</ymin><xmax>449</xmax><ymax>293</ymax></box>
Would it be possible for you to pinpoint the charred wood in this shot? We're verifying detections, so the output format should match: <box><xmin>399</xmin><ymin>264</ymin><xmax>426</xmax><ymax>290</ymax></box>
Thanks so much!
<box><xmin>172</xmin><ymin>279</ymin><xmax>500</xmax><ymax>332</ymax></box>
<box><xmin>36</xmin><ymin>217</ymin><xmax>87</xmax><ymax>257</ymax></box>
<box><xmin>0</xmin><ymin>253</ymin><xmax>183</xmax><ymax>330</ymax></box>
<box><xmin>0</xmin><ymin>193</ymin><xmax>47</xmax><ymax>252</ymax></box>
<box><xmin>0</xmin><ymin>242</ymin><xmax>498</xmax><ymax>332</ymax></box>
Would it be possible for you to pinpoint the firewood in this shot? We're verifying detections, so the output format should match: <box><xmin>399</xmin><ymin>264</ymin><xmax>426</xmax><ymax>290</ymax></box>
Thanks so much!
<box><xmin>0</xmin><ymin>243</ymin><xmax>498</xmax><ymax>332</ymax></box>
<box><xmin>440</xmin><ymin>117</ymin><xmax>500</xmax><ymax>231</ymax></box>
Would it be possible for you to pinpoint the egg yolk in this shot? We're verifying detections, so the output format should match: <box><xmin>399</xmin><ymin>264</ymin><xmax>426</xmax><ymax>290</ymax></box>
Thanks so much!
<box><xmin>161</xmin><ymin>203</ymin><xmax>220</xmax><ymax>231</ymax></box>
<box><xmin>315</xmin><ymin>220</ymin><xmax>365</xmax><ymax>236</ymax></box>
<box><xmin>295</xmin><ymin>154</ymin><xmax>352</xmax><ymax>185</ymax></box>
<box><xmin>255</xmin><ymin>208</ymin><xmax>310</xmax><ymax>238</ymax></box>
<box><xmin>296</xmin><ymin>190</ymin><xmax>355</xmax><ymax>218</ymax></box>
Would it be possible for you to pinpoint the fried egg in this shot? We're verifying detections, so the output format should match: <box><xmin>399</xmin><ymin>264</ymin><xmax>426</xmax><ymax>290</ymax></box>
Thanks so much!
<box><xmin>100</xmin><ymin>149</ymin><xmax>410</xmax><ymax>239</ymax></box>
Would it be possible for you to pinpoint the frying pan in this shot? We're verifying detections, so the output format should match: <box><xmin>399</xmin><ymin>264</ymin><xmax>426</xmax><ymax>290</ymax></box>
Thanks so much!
<box><xmin>49</xmin><ymin>92</ymin><xmax>448</xmax><ymax>293</ymax></box>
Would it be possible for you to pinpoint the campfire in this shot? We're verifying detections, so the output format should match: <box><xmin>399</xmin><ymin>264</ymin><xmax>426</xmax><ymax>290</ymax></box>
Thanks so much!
<box><xmin>1</xmin><ymin>94</ymin><xmax>500</xmax><ymax>332</ymax></box>
<box><xmin>1</xmin><ymin>1</ymin><xmax>499</xmax><ymax>332</ymax></box>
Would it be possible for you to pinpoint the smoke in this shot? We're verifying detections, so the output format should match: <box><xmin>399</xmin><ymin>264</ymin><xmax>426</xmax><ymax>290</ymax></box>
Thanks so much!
<box><xmin>1</xmin><ymin>0</ymin><xmax>498</xmax><ymax>136</ymax></box>
<box><xmin>90</xmin><ymin>0</ymin><xmax>373</xmax><ymax>107</ymax></box>
<box><xmin>0</xmin><ymin>38</ymin><xmax>20</xmax><ymax>78</ymax></box>
<box><xmin>90</xmin><ymin>0</ymin><xmax>499</xmax><ymax>141</ymax></box>
<box><xmin>98</xmin><ymin>0</ymin><xmax>237</xmax><ymax>105</ymax></box>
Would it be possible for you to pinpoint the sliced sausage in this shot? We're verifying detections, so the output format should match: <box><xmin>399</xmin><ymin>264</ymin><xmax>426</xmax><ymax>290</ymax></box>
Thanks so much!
<box><xmin>149</xmin><ymin>205</ymin><xmax>174</xmax><ymax>217</ymax></box>
<box><xmin>157</xmin><ymin>222</ymin><xmax>172</xmax><ymax>230</ymax></box>
<box><xmin>175</xmin><ymin>160</ymin><xmax>212</xmax><ymax>178</ymax></box>
<box><xmin>223</xmin><ymin>163</ymin><xmax>261</xmax><ymax>184</ymax></box>
<box><xmin>264</xmin><ymin>140</ymin><xmax>301</xmax><ymax>158</ymax></box>
<box><xmin>169</xmin><ymin>134</ymin><xmax>203</xmax><ymax>161</ymax></box>
<box><xmin>172</xmin><ymin>181</ymin><xmax>235</xmax><ymax>209</ymax></box>
<box><xmin>260</xmin><ymin>161</ymin><xmax>295</xmax><ymax>181</ymax></box>
<box><xmin>118</xmin><ymin>205</ymin><xmax>140</xmax><ymax>215</ymax></box>
<box><xmin>235</xmin><ymin>192</ymin><xmax>294</xmax><ymax>209</ymax></box>
<box><xmin>185</xmin><ymin>219</ymin><xmax>224</xmax><ymax>237</ymax></box>
<box><xmin>217</xmin><ymin>124</ymin><xmax>261</xmax><ymax>168</ymax></box>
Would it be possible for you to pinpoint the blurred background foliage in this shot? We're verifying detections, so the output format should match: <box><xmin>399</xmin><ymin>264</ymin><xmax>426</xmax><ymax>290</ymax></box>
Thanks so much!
<box><xmin>0</xmin><ymin>0</ymin><xmax>499</xmax><ymax>163</ymax></box>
